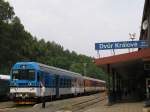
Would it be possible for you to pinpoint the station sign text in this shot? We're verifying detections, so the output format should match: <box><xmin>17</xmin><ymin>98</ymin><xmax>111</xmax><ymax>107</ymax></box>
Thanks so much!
<box><xmin>95</xmin><ymin>40</ymin><xmax>148</xmax><ymax>50</ymax></box>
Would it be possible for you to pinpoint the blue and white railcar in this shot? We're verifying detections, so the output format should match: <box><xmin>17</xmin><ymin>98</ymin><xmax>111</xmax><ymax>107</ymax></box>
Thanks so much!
<box><xmin>10</xmin><ymin>62</ymin><xmax>84</xmax><ymax>104</ymax></box>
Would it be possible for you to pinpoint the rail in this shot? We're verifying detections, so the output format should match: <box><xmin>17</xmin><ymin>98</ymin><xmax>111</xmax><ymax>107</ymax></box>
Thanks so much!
<box><xmin>58</xmin><ymin>93</ymin><xmax>106</xmax><ymax>112</ymax></box>
<box><xmin>71</xmin><ymin>96</ymin><xmax>105</xmax><ymax>112</ymax></box>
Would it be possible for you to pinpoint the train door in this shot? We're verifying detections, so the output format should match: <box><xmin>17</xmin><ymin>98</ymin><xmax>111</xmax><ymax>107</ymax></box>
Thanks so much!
<box><xmin>76</xmin><ymin>78</ymin><xmax>80</xmax><ymax>94</ymax></box>
<box><xmin>71</xmin><ymin>78</ymin><xmax>77</xmax><ymax>95</ymax></box>
<box><xmin>146</xmin><ymin>78</ymin><xmax>150</xmax><ymax>99</ymax></box>
<box><xmin>55</xmin><ymin>75</ymin><xmax>59</xmax><ymax>98</ymax></box>
<box><xmin>74</xmin><ymin>78</ymin><xmax>77</xmax><ymax>95</ymax></box>
<box><xmin>84</xmin><ymin>79</ymin><xmax>86</xmax><ymax>93</ymax></box>
<box><xmin>37</xmin><ymin>71</ymin><xmax>42</xmax><ymax>96</ymax></box>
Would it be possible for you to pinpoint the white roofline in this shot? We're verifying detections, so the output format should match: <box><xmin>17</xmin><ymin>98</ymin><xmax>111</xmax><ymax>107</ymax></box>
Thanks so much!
<box><xmin>38</xmin><ymin>63</ymin><xmax>82</xmax><ymax>77</ymax></box>
<box><xmin>83</xmin><ymin>76</ymin><xmax>106</xmax><ymax>83</ymax></box>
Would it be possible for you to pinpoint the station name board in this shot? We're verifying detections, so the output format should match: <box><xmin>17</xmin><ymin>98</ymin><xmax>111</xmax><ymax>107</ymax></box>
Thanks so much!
<box><xmin>95</xmin><ymin>40</ymin><xmax>148</xmax><ymax>50</ymax></box>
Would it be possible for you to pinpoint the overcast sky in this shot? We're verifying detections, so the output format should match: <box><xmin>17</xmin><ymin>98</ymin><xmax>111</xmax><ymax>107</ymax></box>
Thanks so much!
<box><xmin>8</xmin><ymin>0</ymin><xmax>145</xmax><ymax>57</ymax></box>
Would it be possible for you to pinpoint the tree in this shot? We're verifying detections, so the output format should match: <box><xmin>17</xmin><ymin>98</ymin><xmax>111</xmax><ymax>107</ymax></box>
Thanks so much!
<box><xmin>0</xmin><ymin>0</ymin><xmax>14</xmax><ymax>22</ymax></box>
<box><xmin>86</xmin><ymin>63</ymin><xmax>106</xmax><ymax>80</ymax></box>
<box><xmin>70</xmin><ymin>63</ymin><xmax>84</xmax><ymax>74</ymax></box>
<box><xmin>0</xmin><ymin>0</ymin><xmax>107</xmax><ymax>81</ymax></box>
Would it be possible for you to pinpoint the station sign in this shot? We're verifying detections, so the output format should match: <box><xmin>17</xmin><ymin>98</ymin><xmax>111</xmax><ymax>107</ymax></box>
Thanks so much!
<box><xmin>95</xmin><ymin>40</ymin><xmax>148</xmax><ymax>50</ymax></box>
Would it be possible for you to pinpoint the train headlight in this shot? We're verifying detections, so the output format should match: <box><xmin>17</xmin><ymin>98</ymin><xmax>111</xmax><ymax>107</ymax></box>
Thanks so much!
<box><xmin>19</xmin><ymin>94</ymin><xmax>22</xmax><ymax>97</ymax></box>
<box><xmin>25</xmin><ymin>93</ymin><xmax>28</xmax><ymax>97</ymax></box>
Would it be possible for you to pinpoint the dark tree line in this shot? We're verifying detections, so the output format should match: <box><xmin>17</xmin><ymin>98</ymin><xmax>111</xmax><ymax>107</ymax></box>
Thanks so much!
<box><xmin>0</xmin><ymin>0</ymin><xmax>106</xmax><ymax>80</ymax></box>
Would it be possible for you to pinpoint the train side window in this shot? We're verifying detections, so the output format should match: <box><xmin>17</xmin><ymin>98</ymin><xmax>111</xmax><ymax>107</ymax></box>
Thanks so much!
<box><xmin>68</xmin><ymin>79</ymin><xmax>70</xmax><ymax>88</ymax></box>
<box><xmin>60</xmin><ymin>78</ymin><xmax>63</xmax><ymax>88</ymax></box>
<box><xmin>69</xmin><ymin>79</ymin><xmax>71</xmax><ymax>88</ymax></box>
<box><xmin>63</xmin><ymin>79</ymin><xmax>66</xmax><ymax>88</ymax></box>
<box><xmin>68</xmin><ymin>80</ymin><xmax>70</xmax><ymax>87</ymax></box>
<box><xmin>53</xmin><ymin>79</ymin><xmax>55</xmax><ymax>87</ymax></box>
<box><xmin>66</xmin><ymin>79</ymin><xmax>68</xmax><ymax>88</ymax></box>
<box><xmin>65</xmin><ymin>79</ymin><xmax>67</xmax><ymax>88</ymax></box>
<box><xmin>37</xmin><ymin>71</ymin><xmax>42</xmax><ymax>81</ymax></box>
<box><xmin>71</xmin><ymin>79</ymin><xmax>74</xmax><ymax>87</ymax></box>
<box><xmin>37</xmin><ymin>72</ymin><xmax>40</xmax><ymax>81</ymax></box>
<box><xmin>66</xmin><ymin>79</ymin><xmax>69</xmax><ymax>88</ymax></box>
<box><xmin>69</xmin><ymin>79</ymin><xmax>71</xmax><ymax>87</ymax></box>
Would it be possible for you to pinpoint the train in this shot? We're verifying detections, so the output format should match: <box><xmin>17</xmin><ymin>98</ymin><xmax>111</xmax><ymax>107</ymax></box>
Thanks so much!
<box><xmin>9</xmin><ymin>62</ymin><xmax>106</xmax><ymax>104</ymax></box>
<box><xmin>0</xmin><ymin>74</ymin><xmax>10</xmax><ymax>99</ymax></box>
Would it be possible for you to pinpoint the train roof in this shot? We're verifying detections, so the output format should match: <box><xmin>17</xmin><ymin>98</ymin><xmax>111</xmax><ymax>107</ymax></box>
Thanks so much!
<box><xmin>13</xmin><ymin>62</ymin><xmax>82</xmax><ymax>78</ymax></box>
<box><xmin>0</xmin><ymin>74</ymin><xmax>10</xmax><ymax>80</ymax></box>
<box><xmin>38</xmin><ymin>62</ymin><xmax>82</xmax><ymax>77</ymax></box>
<box><xmin>83</xmin><ymin>76</ymin><xmax>106</xmax><ymax>83</ymax></box>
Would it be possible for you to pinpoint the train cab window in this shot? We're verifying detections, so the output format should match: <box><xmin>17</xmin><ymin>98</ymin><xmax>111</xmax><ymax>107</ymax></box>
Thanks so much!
<box><xmin>12</xmin><ymin>70</ymin><xmax>19</xmax><ymax>80</ymax></box>
<box><xmin>12</xmin><ymin>69</ymin><xmax>35</xmax><ymax>80</ymax></box>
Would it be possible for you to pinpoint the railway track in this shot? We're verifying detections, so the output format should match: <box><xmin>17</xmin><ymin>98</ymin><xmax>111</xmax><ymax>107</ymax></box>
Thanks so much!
<box><xmin>58</xmin><ymin>93</ymin><xmax>106</xmax><ymax>112</ymax></box>
<box><xmin>71</xmin><ymin>97</ymin><xmax>105</xmax><ymax>112</ymax></box>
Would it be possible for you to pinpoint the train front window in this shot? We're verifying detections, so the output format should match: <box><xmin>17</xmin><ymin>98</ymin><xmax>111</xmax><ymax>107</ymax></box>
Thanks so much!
<box><xmin>12</xmin><ymin>69</ymin><xmax>35</xmax><ymax>80</ymax></box>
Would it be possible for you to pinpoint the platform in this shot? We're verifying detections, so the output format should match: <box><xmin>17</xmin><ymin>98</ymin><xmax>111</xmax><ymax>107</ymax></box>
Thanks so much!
<box><xmin>83</xmin><ymin>100</ymin><xmax>144</xmax><ymax>112</ymax></box>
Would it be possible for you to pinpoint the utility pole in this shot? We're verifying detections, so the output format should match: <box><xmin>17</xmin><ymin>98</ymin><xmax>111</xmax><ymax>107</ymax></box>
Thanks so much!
<box><xmin>129</xmin><ymin>33</ymin><xmax>136</xmax><ymax>52</ymax></box>
<box><xmin>97</xmin><ymin>50</ymin><xmax>100</xmax><ymax>58</ymax></box>
<box><xmin>83</xmin><ymin>63</ymin><xmax>87</xmax><ymax>76</ymax></box>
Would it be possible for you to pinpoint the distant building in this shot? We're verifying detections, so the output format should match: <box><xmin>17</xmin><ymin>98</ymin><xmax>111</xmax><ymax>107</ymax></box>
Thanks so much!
<box><xmin>140</xmin><ymin>0</ymin><xmax>150</xmax><ymax>47</ymax></box>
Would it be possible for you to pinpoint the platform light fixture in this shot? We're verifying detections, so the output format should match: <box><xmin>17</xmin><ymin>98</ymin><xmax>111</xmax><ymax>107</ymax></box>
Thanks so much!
<box><xmin>142</xmin><ymin>19</ymin><xmax>148</xmax><ymax>30</ymax></box>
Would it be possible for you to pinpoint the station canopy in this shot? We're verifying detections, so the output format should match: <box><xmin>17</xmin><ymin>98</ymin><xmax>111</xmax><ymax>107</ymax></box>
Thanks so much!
<box><xmin>95</xmin><ymin>49</ymin><xmax>150</xmax><ymax>77</ymax></box>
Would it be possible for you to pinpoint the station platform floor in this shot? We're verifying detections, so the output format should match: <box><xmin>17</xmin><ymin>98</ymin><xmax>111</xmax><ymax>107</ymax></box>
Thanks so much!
<box><xmin>83</xmin><ymin>100</ymin><xmax>144</xmax><ymax>112</ymax></box>
<box><xmin>32</xmin><ymin>93</ymin><xmax>147</xmax><ymax>112</ymax></box>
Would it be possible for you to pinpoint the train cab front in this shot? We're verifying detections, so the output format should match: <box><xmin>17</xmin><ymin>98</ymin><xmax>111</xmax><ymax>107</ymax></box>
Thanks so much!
<box><xmin>10</xmin><ymin>62</ymin><xmax>39</xmax><ymax>104</ymax></box>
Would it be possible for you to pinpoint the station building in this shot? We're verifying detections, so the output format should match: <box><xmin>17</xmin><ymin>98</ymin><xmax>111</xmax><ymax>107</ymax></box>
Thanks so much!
<box><xmin>95</xmin><ymin>0</ymin><xmax>150</xmax><ymax>103</ymax></box>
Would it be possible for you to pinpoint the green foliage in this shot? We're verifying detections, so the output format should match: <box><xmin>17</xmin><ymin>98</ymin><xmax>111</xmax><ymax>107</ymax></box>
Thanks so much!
<box><xmin>0</xmin><ymin>0</ymin><xmax>107</xmax><ymax>80</ymax></box>
<box><xmin>0</xmin><ymin>0</ymin><xmax>14</xmax><ymax>22</ymax></box>
<box><xmin>70</xmin><ymin>63</ymin><xmax>84</xmax><ymax>74</ymax></box>
<box><xmin>70</xmin><ymin>62</ymin><xmax>106</xmax><ymax>80</ymax></box>
<box><xmin>86</xmin><ymin>63</ymin><xmax>106</xmax><ymax>80</ymax></box>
